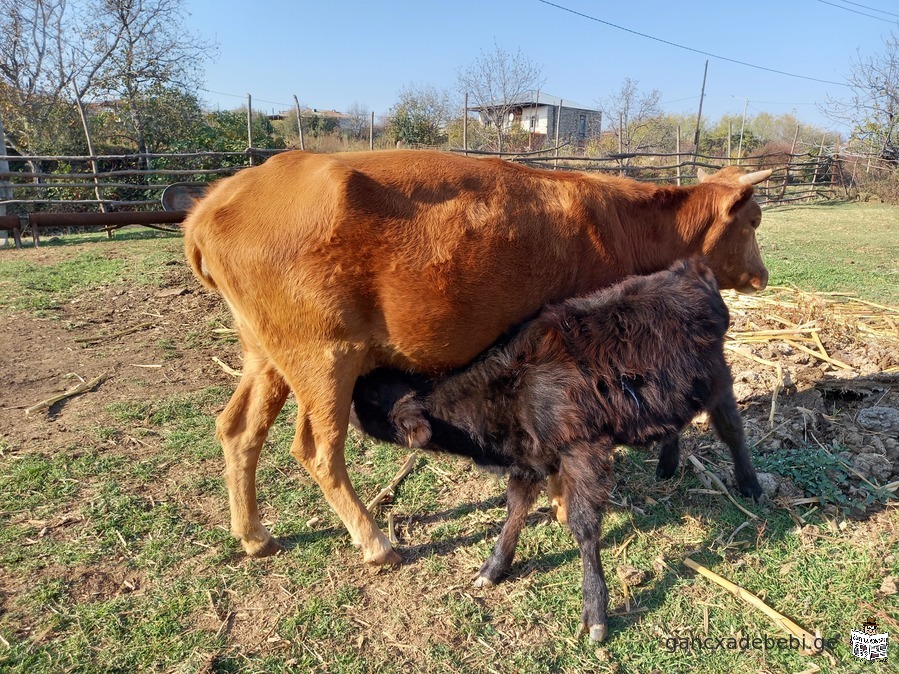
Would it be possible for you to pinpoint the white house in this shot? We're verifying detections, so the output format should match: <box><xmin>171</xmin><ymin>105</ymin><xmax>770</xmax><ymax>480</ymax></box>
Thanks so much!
<box><xmin>469</xmin><ymin>90</ymin><xmax>601</xmax><ymax>142</ymax></box>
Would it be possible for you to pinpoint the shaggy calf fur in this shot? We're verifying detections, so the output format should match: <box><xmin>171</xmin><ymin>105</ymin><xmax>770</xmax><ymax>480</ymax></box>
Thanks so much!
<box><xmin>349</xmin><ymin>258</ymin><xmax>762</xmax><ymax>642</ymax></box>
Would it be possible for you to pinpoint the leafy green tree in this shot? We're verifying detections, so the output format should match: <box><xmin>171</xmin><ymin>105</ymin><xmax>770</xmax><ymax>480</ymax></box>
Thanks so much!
<box><xmin>387</xmin><ymin>84</ymin><xmax>455</xmax><ymax>146</ymax></box>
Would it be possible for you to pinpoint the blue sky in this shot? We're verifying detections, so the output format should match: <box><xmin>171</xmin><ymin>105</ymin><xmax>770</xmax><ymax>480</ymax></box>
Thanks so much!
<box><xmin>185</xmin><ymin>0</ymin><xmax>898</xmax><ymax>134</ymax></box>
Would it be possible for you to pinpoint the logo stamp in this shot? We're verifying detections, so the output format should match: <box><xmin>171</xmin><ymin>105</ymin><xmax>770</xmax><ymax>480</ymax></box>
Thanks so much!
<box><xmin>851</xmin><ymin>618</ymin><xmax>889</xmax><ymax>661</ymax></box>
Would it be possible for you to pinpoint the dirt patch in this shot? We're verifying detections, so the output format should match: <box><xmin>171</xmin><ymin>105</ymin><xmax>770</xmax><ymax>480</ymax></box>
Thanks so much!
<box><xmin>0</xmin><ymin>261</ymin><xmax>237</xmax><ymax>457</ymax></box>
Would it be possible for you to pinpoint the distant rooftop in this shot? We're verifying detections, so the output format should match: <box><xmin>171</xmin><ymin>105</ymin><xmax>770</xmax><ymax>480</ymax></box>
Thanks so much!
<box><xmin>469</xmin><ymin>90</ymin><xmax>599</xmax><ymax>112</ymax></box>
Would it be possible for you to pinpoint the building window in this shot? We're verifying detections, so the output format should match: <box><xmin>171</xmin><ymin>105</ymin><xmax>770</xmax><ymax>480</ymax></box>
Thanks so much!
<box><xmin>578</xmin><ymin>114</ymin><xmax>587</xmax><ymax>136</ymax></box>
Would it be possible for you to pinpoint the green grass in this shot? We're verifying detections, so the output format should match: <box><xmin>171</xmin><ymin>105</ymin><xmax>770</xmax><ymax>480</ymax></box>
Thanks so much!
<box><xmin>0</xmin><ymin>230</ymin><xmax>181</xmax><ymax>315</ymax></box>
<box><xmin>759</xmin><ymin>202</ymin><xmax>899</xmax><ymax>305</ymax></box>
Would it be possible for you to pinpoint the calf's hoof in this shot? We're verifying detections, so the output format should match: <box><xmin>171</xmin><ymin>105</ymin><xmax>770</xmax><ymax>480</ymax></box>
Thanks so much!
<box><xmin>589</xmin><ymin>624</ymin><xmax>608</xmax><ymax>642</ymax></box>
<box><xmin>737</xmin><ymin>475</ymin><xmax>764</xmax><ymax>502</ymax></box>
<box><xmin>473</xmin><ymin>575</ymin><xmax>495</xmax><ymax>589</ymax></box>
<box><xmin>655</xmin><ymin>461</ymin><xmax>678</xmax><ymax>481</ymax></box>
<box><xmin>364</xmin><ymin>547</ymin><xmax>402</xmax><ymax>566</ymax></box>
<box><xmin>243</xmin><ymin>536</ymin><xmax>283</xmax><ymax>558</ymax></box>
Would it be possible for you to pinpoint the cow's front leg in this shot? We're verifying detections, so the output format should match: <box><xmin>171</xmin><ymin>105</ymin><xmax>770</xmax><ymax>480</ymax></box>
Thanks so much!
<box><xmin>285</xmin><ymin>342</ymin><xmax>400</xmax><ymax>565</ymax></box>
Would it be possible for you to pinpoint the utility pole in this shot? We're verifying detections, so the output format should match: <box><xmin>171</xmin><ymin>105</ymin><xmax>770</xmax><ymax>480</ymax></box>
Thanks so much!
<box><xmin>692</xmin><ymin>60</ymin><xmax>709</xmax><ymax>169</ymax></box>
<box><xmin>293</xmin><ymin>95</ymin><xmax>305</xmax><ymax>150</ymax></box>
<box><xmin>737</xmin><ymin>97</ymin><xmax>749</xmax><ymax>164</ymax></box>
<box><xmin>246</xmin><ymin>94</ymin><xmax>254</xmax><ymax>166</ymax></box>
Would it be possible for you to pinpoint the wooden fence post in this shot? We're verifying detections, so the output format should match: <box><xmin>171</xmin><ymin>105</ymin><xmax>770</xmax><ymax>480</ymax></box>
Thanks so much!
<box><xmin>72</xmin><ymin>80</ymin><xmax>108</xmax><ymax>242</ymax></box>
<box><xmin>293</xmin><ymin>95</ymin><xmax>305</xmax><ymax>150</ymax></box>
<box><xmin>727</xmin><ymin>121</ymin><xmax>732</xmax><ymax>165</ymax></box>
<box><xmin>0</xmin><ymin>113</ymin><xmax>12</xmax><ymax>248</ymax></box>
<box><xmin>692</xmin><ymin>60</ymin><xmax>709</xmax><ymax>169</ymax></box>
<box><xmin>463</xmin><ymin>93</ymin><xmax>468</xmax><ymax>155</ymax></box>
<box><xmin>247</xmin><ymin>94</ymin><xmax>255</xmax><ymax>166</ymax></box>
<box><xmin>676</xmin><ymin>125</ymin><xmax>682</xmax><ymax>186</ymax></box>
<box><xmin>809</xmin><ymin>132</ymin><xmax>826</xmax><ymax>200</ymax></box>
<box><xmin>554</xmin><ymin>99</ymin><xmax>562</xmax><ymax>169</ymax></box>
<box><xmin>778</xmin><ymin>124</ymin><xmax>800</xmax><ymax>202</ymax></box>
<box><xmin>370</xmin><ymin>111</ymin><xmax>375</xmax><ymax>151</ymax></box>
<box><xmin>866</xmin><ymin>136</ymin><xmax>874</xmax><ymax>174</ymax></box>
<box><xmin>618</xmin><ymin>112</ymin><xmax>623</xmax><ymax>176</ymax></box>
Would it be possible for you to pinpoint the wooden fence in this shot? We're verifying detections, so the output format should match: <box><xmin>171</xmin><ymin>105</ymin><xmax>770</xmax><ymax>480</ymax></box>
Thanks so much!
<box><xmin>0</xmin><ymin>143</ymin><xmax>893</xmax><ymax>247</ymax></box>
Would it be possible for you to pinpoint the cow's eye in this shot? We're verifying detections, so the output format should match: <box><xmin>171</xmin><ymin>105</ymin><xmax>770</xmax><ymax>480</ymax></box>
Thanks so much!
<box><xmin>750</xmin><ymin>218</ymin><xmax>760</xmax><ymax>229</ymax></box>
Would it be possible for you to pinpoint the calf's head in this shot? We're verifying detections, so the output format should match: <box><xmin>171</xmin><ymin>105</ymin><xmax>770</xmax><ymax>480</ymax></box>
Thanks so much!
<box><xmin>350</xmin><ymin>370</ymin><xmax>432</xmax><ymax>448</ymax></box>
<box><xmin>695</xmin><ymin>166</ymin><xmax>772</xmax><ymax>293</ymax></box>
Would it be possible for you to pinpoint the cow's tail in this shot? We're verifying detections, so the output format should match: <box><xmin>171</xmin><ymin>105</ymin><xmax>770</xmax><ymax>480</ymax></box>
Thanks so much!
<box><xmin>183</xmin><ymin>212</ymin><xmax>218</xmax><ymax>292</ymax></box>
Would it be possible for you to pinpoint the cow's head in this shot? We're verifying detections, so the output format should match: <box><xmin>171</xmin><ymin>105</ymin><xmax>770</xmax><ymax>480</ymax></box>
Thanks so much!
<box><xmin>694</xmin><ymin>166</ymin><xmax>772</xmax><ymax>293</ymax></box>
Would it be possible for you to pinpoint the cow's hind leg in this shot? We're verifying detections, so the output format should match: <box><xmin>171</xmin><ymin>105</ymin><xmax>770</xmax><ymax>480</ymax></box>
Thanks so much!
<box><xmin>655</xmin><ymin>433</ymin><xmax>681</xmax><ymax>480</ymax></box>
<box><xmin>558</xmin><ymin>441</ymin><xmax>615</xmax><ymax>642</ymax></box>
<box><xmin>546</xmin><ymin>473</ymin><xmax>567</xmax><ymax>524</ymax></box>
<box><xmin>283</xmin><ymin>343</ymin><xmax>400</xmax><ymax>565</ymax></box>
<box><xmin>217</xmin><ymin>344</ymin><xmax>290</xmax><ymax>557</ymax></box>
<box><xmin>475</xmin><ymin>471</ymin><xmax>542</xmax><ymax>587</ymax></box>
<box><xmin>708</xmin><ymin>386</ymin><xmax>762</xmax><ymax>501</ymax></box>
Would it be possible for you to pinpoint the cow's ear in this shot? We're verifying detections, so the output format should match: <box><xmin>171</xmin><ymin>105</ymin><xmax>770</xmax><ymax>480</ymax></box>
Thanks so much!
<box><xmin>726</xmin><ymin>185</ymin><xmax>754</xmax><ymax>215</ymax></box>
<box><xmin>696</xmin><ymin>167</ymin><xmax>710</xmax><ymax>183</ymax></box>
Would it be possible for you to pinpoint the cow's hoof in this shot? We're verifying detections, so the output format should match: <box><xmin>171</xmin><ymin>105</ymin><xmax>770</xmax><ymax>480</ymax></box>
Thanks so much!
<box><xmin>364</xmin><ymin>547</ymin><xmax>402</xmax><ymax>566</ymax></box>
<box><xmin>473</xmin><ymin>575</ymin><xmax>495</xmax><ymax>589</ymax></box>
<box><xmin>589</xmin><ymin>624</ymin><xmax>608</xmax><ymax>642</ymax></box>
<box><xmin>551</xmin><ymin>502</ymin><xmax>568</xmax><ymax>525</ymax></box>
<box><xmin>244</xmin><ymin>536</ymin><xmax>283</xmax><ymax>558</ymax></box>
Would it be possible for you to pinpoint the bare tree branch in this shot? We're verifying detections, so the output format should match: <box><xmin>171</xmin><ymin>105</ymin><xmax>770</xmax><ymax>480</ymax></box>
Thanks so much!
<box><xmin>457</xmin><ymin>43</ymin><xmax>543</xmax><ymax>152</ymax></box>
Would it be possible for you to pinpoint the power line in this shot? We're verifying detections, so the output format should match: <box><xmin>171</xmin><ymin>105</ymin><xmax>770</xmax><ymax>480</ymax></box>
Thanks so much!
<box><xmin>199</xmin><ymin>87</ymin><xmax>293</xmax><ymax>108</ymax></box>
<box><xmin>815</xmin><ymin>0</ymin><xmax>899</xmax><ymax>23</ymax></box>
<box><xmin>537</xmin><ymin>0</ymin><xmax>850</xmax><ymax>87</ymax></box>
<box><xmin>834</xmin><ymin>0</ymin><xmax>899</xmax><ymax>18</ymax></box>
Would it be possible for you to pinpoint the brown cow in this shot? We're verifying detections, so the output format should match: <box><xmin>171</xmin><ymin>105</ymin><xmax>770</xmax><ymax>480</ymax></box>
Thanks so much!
<box><xmin>183</xmin><ymin>149</ymin><xmax>771</xmax><ymax>565</ymax></box>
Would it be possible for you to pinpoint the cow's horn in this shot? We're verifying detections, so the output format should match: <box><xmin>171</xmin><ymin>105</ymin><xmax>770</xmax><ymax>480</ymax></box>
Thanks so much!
<box><xmin>738</xmin><ymin>169</ymin><xmax>773</xmax><ymax>185</ymax></box>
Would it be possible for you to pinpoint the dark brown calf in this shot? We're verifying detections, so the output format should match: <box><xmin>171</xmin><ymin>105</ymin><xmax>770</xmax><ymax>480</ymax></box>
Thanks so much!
<box><xmin>349</xmin><ymin>258</ymin><xmax>762</xmax><ymax>642</ymax></box>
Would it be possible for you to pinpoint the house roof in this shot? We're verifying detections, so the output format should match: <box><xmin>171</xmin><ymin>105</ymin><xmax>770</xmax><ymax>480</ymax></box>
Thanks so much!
<box><xmin>469</xmin><ymin>90</ymin><xmax>599</xmax><ymax>112</ymax></box>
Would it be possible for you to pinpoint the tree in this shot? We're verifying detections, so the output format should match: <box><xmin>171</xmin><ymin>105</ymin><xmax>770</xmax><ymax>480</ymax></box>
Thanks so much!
<box><xmin>93</xmin><ymin>0</ymin><xmax>215</xmax><ymax>165</ymax></box>
<box><xmin>597</xmin><ymin>78</ymin><xmax>663</xmax><ymax>162</ymax></box>
<box><xmin>0</xmin><ymin>0</ymin><xmax>214</xmax><ymax>158</ymax></box>
<box><xmin>457</xmin><ymin>43</ymin><xmax>543</xmax><ymax>152</ymax></box>
<box><xmin>0</xmin><ymin>0</ymin><xmax>79</xmax><ymax>154</ymax></box>
<box><xmin>386</xmin><ymin>83</ymin><xmax>454</xmax><ymax>146</ymax></box>
<box><xmin>345</xmin><ymin>101</ymin><xmax>370</xmax><ymax>140</ymax></box>
<box><xmin>823</xmin><ymin>32</ymin><xmax>899</xmax><ymax>157</ymax></box>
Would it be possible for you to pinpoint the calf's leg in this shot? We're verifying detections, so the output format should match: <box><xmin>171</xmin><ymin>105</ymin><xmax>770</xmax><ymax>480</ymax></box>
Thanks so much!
<box><xmin>217</xmin><ymin>340</ymin><xmax>290</xmax><ymax>557</ymax></box>
<box><xmin>475</xmin><ymin>473</ymin><xmax>542</xmax><ymax>587</ymax></box>
<box><xmin>708</xmin><ymin>387</ymin><xmax>762</xmax><ymax>500</ymax></box>
<box><xmin>655</xmin><ymin>434</ymin><xmax>681</xmax><ymax>480</ymax></box>
<box><xmin>559</xmin><ymin>442</ymin><xmax>615</xmax><ymax>642</ymax></box>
